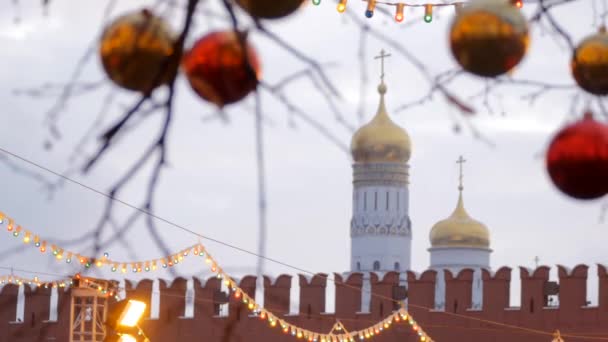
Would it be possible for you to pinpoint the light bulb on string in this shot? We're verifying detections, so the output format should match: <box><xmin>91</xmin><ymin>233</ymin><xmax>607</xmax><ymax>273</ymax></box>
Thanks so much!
<box><xmin>395</xmin><ymin>3</ymin><xmax>405</xmax><ymax>22</ymax></box>
<box><xmin>512</xmin><ymin>0</ymin><xmax>523</xmax><ymax>8</ymax></box>
<box><xmin>365</xmin><ymin>0</ymin><xmax>376</xmax><ymax>18</ymax></box>
<box><xmin>312</xmin><ymin>0</ymin><xmax>321</xmax><ymax>5</ymax></box>
<box><xmin>337</xmin><ymin>0</ymin><xmax>347</xmax><ymax>13</ymax></box>
<box><xmin>424</xmin><ymin>4</ymin><xmax>433</xmax><ymax>22</ymax></box>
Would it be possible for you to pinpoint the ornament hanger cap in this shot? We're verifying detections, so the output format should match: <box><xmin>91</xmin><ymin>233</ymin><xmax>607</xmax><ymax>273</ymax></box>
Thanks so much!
<box><xmin>583</xmin><ymin>110</ymin><xmax>594</xmax><ymax>119</ymax></box>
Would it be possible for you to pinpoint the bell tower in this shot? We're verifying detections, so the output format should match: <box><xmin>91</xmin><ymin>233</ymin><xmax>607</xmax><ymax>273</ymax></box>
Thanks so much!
<box><xmin>350</xmin><ymin>50</ymin><xmax>413</xmax><ymax>272</ymax></box>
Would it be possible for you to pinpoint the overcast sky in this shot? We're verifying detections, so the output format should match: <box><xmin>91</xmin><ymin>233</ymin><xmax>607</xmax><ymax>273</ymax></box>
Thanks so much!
<box><xmin>0</xmin><ymin>0</ymin><xmax>606</xmax><ymax>307</ymax></box>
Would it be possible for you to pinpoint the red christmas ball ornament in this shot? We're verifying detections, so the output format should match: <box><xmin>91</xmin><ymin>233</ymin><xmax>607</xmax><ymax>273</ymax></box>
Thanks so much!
<box><xmin>182</xmin><ymin>31</ymin><xmax>261</xmax><ymax>107</ymax></box>
<box><xmin>99</xmin><ymin>9</ymin><xmax>176</xmax><ymax>93</ymax></box>
<box><xmin>546</xmin><ymin>111</ymin><xmax>608</xmax><ymax>200</ymax></box>
<box><xmin>235</xmin><ymin>0</ymin><xmax>306</xmax><ymax>19</ymax></box>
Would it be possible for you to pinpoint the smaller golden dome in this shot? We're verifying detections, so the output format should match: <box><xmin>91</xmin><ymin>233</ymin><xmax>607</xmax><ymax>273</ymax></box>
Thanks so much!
<box><xmin>351</xmin><ymin>84</ymin><xmax>411</xmax><ymax>163</ymax></box>
<box><xmin>429</xmin><ymin>192</ymin><xmax>490</xmax><ymax>249</ymax></box>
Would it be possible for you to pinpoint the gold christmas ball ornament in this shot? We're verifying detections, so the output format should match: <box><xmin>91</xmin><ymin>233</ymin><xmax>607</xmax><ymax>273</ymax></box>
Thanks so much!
<box><xmin>235</xmin><ymin>0</ymin><xmax>306</xmax><ymax>19</ymax></box>
<box><xmin>99</xmin><ymin>9</ymin><xmax>176</xmax><ymax>93</ymax></box>
<box><xmin>449</xmin><ymin>0</ymin><xmax>529</xmax><ymax>77</ymax></box>
<box><xmin>571</xmin><ymin>26</ymin><xmax>608</xmax><ymax>96</ymax></box>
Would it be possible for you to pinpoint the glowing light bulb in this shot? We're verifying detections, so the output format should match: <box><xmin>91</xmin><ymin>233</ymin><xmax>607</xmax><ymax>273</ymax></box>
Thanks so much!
<box><xmin>337</xmin><ymin>0</ymin><xmax>347</xmax><ymax>13</ymax></box>
<box><xmin>395</xmin><ymin>3</ymin><xmax>405</xmax><ymax>22</ymax></box>
<box><xmin>424</xmin><ymin>4</ymin><xmax>433</xmax><ymax>22</ymax></box>
<box><xmin>513</xmin><ymin>0</ymin><xmax>523</xmax><ymax>8</ymax></box>
<box><xmin>23</xmin><ymin>234</ymin><xmax>30</xmax><ymax>243</ymax></box>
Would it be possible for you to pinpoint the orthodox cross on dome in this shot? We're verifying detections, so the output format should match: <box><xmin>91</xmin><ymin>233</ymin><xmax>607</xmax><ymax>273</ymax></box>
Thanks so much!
<box><xmin>456</xmin><ymin>155</ymin><xmax>466</xmax><ymax>191</ymax></box>
<box><xmin>374</xmin><ymin>49</ymin><xmax>392</xmax><ymax>84</ymax></box>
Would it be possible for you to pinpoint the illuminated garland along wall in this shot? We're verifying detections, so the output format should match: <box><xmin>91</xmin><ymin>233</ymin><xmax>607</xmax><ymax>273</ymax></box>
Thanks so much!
<box><xmin>2</xmin><ymin>265</ymin><xmax>608</xmax><ymax>341</ymax></box>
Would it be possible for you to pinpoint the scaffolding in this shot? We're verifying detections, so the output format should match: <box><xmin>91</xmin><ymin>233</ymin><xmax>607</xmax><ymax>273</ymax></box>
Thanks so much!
<box><xmin>69</xmin><ymin>277</ymin><xmax>118</xmax><ymax>342</ymax></box>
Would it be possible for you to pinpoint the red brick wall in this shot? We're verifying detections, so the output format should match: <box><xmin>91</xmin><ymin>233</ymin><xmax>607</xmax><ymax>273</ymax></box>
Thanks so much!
<box><xmin>2</xmin><ymin>265</ymin><xmax>608</xmax><ymax>341</ymax></box>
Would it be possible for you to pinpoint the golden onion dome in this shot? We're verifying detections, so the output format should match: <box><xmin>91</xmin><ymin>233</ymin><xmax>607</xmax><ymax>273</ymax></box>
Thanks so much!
<box><xmin>351</xmin><ymin>83</ymin><xmax>411</xmax><ymax>163</ymax></box>
<box><xmin>429</xmin><ymin>191</ymin><xmax>490</xmax><ymax>249</ymax></box>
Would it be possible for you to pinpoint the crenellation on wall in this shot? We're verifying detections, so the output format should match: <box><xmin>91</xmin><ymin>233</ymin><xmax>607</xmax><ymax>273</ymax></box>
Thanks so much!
<box><xmin>334</xmin><ymin>272</ymin><xmax>363</xmax><ymax>317</ymax></box>
<box><xmin>125</xmin><ymin>278</ymin><xmax>154</xmax><ymax>319</ymax></box>
<box><xmin>482</xmin><ymin>267</ymin><xmax>511</xmax><ymax>315</ymax></box>
<box><xmin>406</xmin><ymin>269</ymin><xmax>436</xmax><ymax>321</ymax></box>
<box><xmin>263</xmin><ymin>275</ymin><xmax>292</xmax><ymax>314</ymax></box>
<box><xmin>369</xmin><ymin>271</ymin><xmax>401</xmax><ymax>318</ymax></box>
<box><xmin>520</xmin><ymin>265</ymin><xmax>551</xmax><ymax>316</ymax></box>
<box><xmin>444</xmin><ymin>268</ymin><xmax>474</xmax><ymax>314</ymax></box>
<box><xmin>298</xmin><ymin>273</ymin><xmax>327</xmax><ymax>317</ymax></box>
<box><xmin>193</xmin><ymin>276</ymin><xmax>222</xmax><ymax>318</ymax></box>
<box><xmin>557</xmin><ymin>264</ymin><xmax>588</xmax><ymax>315</ymax></box>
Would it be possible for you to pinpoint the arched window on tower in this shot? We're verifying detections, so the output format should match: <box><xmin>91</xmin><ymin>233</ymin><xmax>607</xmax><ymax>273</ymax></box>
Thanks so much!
<box><xmin>394</xmin><ymin>262</ymin><xmax>400</xmax><ymax>271</ymax></box>
<box><xmin>373</xmin><ymin>261</ymin><xmax>380</xmax><ymax>271</ymax></box>
<box><xmin>356</xmin><ymin>262</ymin><xmax>361</xmax><ymax>271</ymax></box>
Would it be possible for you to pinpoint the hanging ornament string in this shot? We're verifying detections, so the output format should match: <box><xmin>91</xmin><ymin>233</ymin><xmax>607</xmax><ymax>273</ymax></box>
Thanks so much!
<box><xmin>313</xmin><ymin>0</ymin><xmax>523</xmax><ymax>23</ymax></box>
<box><xmin>194</xmin><ymin>243</ymin><xmax>434</xmax><ymax>342</ymax></box>
<box><xmin>0</xmin><ymin>211</ymin><xmax>204</xmax><ymax>274</ymax></box>
<box><xmin>0</xmin><ymin>209</ymin><xmax>433</xmax><ymax>342</ymax></box>
<box><xmin>0</xmin><ymin>272</ymin><xmax>116</xmax><ymax>298</ymax></box>
<box><xmin>0</xmin><ymin>274</ymin><xmax>73</xmax><ymax>288</ymax></box>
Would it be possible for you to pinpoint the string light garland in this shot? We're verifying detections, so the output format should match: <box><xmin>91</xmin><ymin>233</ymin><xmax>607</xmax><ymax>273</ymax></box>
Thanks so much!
<box><xmin>0</xmin><ymin>211</ymin><xmax>205</xmax><ymax>274</ymax></box>
<box><xmin>0</xmin><ymin>274</ymin><xmax>73</xmax><ymax>288</ymax></box>
<box><xmin>313</xmin><ymin>0</ymin><xmax>524</xmax><ymax>23</ymax></box>
<box><xmin>0</xmin><ymin>272</ymin><xmax>115</xmax><ymax>297</ymax></box>
<box><xmin>191</xmin><ymin>242</ymin><xmax>435</xmax><ymax>342</ymax></box>
<box><xmin>0</xmin><ymin>209</ymin><xmax>433</xmax><ymax>342</ymax></box>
